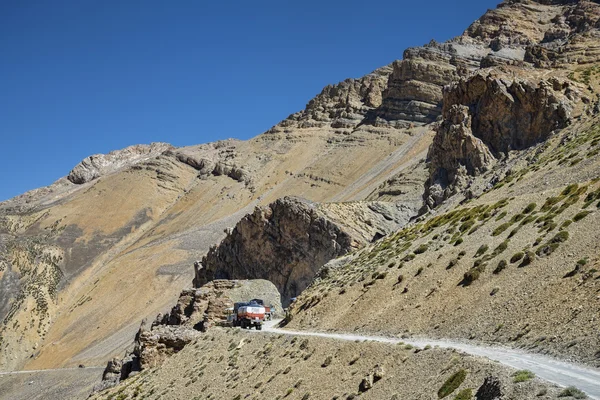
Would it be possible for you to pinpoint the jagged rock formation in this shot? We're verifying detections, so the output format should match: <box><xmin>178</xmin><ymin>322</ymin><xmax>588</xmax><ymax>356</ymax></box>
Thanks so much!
<box><xmin>426</xmin><ymin>73</ymin><xmax>576</xmax><ymax>207</ymax></box>
<box><xmin>172</xmin><ymin>139</ymin><xmax>254</xmax><ymax>186</ymax></box>
<box><xmin>194</xmin><ymin>197</ymin><xmax>357</xmax><ymax>302</ymax></box>
<box><xmin>67</xmin><ymin>142</ymin><xmax>173</xmax><ymax>184</ymax></box>
<box><xmin>267</xmin><ymin>66</ymin><xmax>393</xmax><ymax>132</ymax></box>
<box><xmin>194</xmin><ymin>197</ymin><xmax>414</xmax><ymax>303</ymax></box>
<box><xmin>96</xmin><ymin>279</ymin><xmax>280</xmax><ymax>391</ymax></box>
<box><xmin>155</xmin><ymin>279</ymin><xmax>282</xmax><ymax>329</ymax></box>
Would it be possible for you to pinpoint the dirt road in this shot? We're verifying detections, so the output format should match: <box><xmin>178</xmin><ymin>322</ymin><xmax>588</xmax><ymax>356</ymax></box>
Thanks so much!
<box><xmin>262</xmin><ymin>320</ymin><xmax>600</xmax><ymax>399</ymax></box>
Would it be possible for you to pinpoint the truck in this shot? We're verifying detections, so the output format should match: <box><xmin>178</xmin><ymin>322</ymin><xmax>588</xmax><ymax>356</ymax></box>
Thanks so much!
<box><xmin>249</xmin><ymin>298</ymin><xmax>275</xmax><ymax>320</ymax></box>
<box><xmin>231</xmin><ymin>301</ymin><xmax>265</xmax><ymax>330</ymax></box>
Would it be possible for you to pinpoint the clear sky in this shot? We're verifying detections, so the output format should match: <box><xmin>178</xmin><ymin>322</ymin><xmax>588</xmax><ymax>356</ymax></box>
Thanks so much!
<box><xmin>0</xmin><ymin>0</ymin><xmax>499</xmax><ymax>201</ymax></box>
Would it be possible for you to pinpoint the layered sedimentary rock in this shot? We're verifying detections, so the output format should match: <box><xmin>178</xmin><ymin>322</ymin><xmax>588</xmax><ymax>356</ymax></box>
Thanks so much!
<box><xmin>426</xmin><ymin>73</ymin><xmax>576</xmax><ymax>206</ymax></box>
<box><xmin>194</xmin><ymin>197</ymin><xmax>357</xmax><ymax>302</ymax></box>
<box><xmin>67</xmin><ymin>142</ymin><xmax>173</xmax><ymax>184</ymax></box>
<box><xmin>267</xmin><ymin>66</ymin><xmax>393</xmax><ymax>132</ymax></box>
<box><xmin>194</xmin><ymin>197</ymin><xmax>413</xmax><ymax>303</ymax></box>
<box><xmin>526</xmin><ymin>1</ymin><xmax>600</xmax><ymax>67</ymax></box>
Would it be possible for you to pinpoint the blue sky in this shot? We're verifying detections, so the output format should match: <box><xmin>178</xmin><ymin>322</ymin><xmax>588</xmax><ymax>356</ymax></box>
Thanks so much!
<box><xmin>0</xmin><ymin>0</ymin><xmax>498</xmax><ymax>201</ymax></box>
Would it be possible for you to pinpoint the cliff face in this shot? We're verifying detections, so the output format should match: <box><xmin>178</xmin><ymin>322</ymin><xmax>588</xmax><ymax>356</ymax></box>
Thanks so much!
<box><xmin>67</xmin><ymin>143</ymin><xmax>173</xmax><ymax>184</ymax></box>
<box><xmin>195</xmin><ymin>197</ymin><xmax>357</xmax><ymax>302</ymax></box>
<box><xmin>426</xmin><ymin>73</ymin><xmax>577</xmax><ymax>206</ymax></box>
<box><xmin>194</xmin><ymin>197</ymin><xmax>416</xmax><ymax>303</ymax></box>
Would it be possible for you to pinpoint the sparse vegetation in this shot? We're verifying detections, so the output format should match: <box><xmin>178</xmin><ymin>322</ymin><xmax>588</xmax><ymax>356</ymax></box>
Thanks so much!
<box><xmin>492</xmin><ymin>223</ymin><xmax>512</xmax><ymax>236</ymax></box>
<box><xmin>438</xmin><ymin>369</ymin><xmax>467</xmax><ymax>398</ymax></box>
<box><xmin>513</xmin><ymin>370</ymin><xmax>535</xmax><ymax>383</ymax></box>
<box><xmin>510</xmin><ymin>252</ymin><xmax>524</xmax><ymax>263</ymax></box>
<box><xmin>475</xmin><ymin>245</ymin><xmax>489</xmax><ymax>257</ymax></box>
<box><xmin>493</xmin><ymin>260</ymin><xmax>507</xmax><ymax>274</ymax></box>
<box><xmin>414</xmin><ymin>244</ymin><xmax>429</xmax><ymax>254</ymax></box>
<box><xmin>573</xmin><ymin>211</ymin><xmax>591</xmax><ymax>222</ymax></box>
<box><xmin>558</xmin><ymin>386</ymin><xmax>587</xmax><ymax>399</ymax></box>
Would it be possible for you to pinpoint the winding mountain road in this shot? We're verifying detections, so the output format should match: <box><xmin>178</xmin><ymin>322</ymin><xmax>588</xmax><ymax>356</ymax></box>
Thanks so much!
<box><xmin>261</xmin><ymin>321</ymin><xmax>600</xmax><ymax>399</ymax></box>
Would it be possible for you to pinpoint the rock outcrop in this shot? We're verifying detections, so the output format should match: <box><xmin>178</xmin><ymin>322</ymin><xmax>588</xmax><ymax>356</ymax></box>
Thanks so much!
<box><xmin>172</xmin><ymin>139</ymin><xmax>254</xmax><ymax>186</ymax></box>
<box><xmin>267</xmin><ymin>66</ymin><xmax>393</xmax><ymax>132</ymax></box>
<box><xmin>68</xmin><ymin>142</ymin><xmax>173</xmax><ymax>184</ymax></box>
<box><xmin>426</xmin><ymin>73</ymin><xmax>576</xmax><ymax>207</ymax></box>
<box><xmin>155</xmin><ymin>279</ymin><xmax>282</xmax><ymax>329</ymax></box>
<box><xmin>194</xmin><ymin>197</ymin><xmax>415</xmax><ymax>303</ymax></box>
<box><xmin>97</xmin><ymin>279</ymin><xmax>279</xmax><ymax>391</ymax></box>
<box><xmin>194</xmin><ymin>197</ymin><xmax>358</xmax><ymax>302</ymax></box>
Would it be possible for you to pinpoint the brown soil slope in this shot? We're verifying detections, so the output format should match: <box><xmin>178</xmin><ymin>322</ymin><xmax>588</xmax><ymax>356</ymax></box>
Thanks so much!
<box><xmin>90</xmin><ymin>328</ymin><xmax>561</xmax><ymax>400</ymax></box>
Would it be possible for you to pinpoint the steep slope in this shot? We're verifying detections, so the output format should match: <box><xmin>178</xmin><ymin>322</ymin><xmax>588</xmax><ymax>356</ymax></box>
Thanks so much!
<box><xmin>91</xmin><ymin>328</ymin><xmax>562</xmax><ymax>400</ymax></box>
<box><xmin>0</xmin><ymin>124</ymin><xmax>429</xmax><ymax>371</ymax></box>
<box><xmin>288</xmin><ymin>91</ymin><xmax>600</xmax><ymax>370</ymax></box>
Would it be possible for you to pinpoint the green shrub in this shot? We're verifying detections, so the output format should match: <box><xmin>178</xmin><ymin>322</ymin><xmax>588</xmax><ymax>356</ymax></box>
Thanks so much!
<box><xmin>536</xmin><ymin>231</ymin><xmax>569</xmax><ymax>257</ymax></box>
<box><xmin>492</xmin><ymin>240</ymin><xmax>509</xmax><ymax>256</ymax></box>
<box><xmin>507</xmin><ymin>228</ymin><xmax>520</xmax><ymax>238</ymax></box>
<box><xmin>454</xmin><ymin>238</ymin><xmax>464</xmax><ymax>246</ymax></box>
<box><xmin>403</xmin><ymin>253</ymin><xmax>416</xmax><ymax>262</ymax></box>
<box><xmin>523</xmin><ymin>203</ymin><xmax>536</xmax><ymax>213</ymax></box>
<box><xmin>438</xmin><ymin>369</ymin><xmax>467</xmax><ymax>398</ymax></box>
<box><xmin>495</xmin><ymin>211</ymin><xmax>507</xmax><ymax>221</ymax></box>
<box><xmin>475</xmin><ymin>245</ymin><xmax>489</xmax><ymax>257</ymax></box>
<box><xmin>463</xmin><ymin>262</ymin><xmax>486</xmax><ymax>286</ymax></box>
<box><xmin>561</xmin><ymin>220</ymin><xmax>573</xmax><ymax>229</ymax></box>
<box><xmin>541</xmin><ymin>196</ymin><xmax>562</xmax><ymax>211</ymax></box>
<box><xmin>573</xmin><ymin>211</ymin><xmax>592</xmax><ymax>222</ymax></box>
<box><xmin>513</xmin><ymin>370</ymin><xmax>535</xmax><ymax>383</ymax></box>
<box><xmin>558</xmin><ymin>386</ymin><xmax>587</xmax><ymax>399</ymax></box>
<box><xmin>458</xmin><ymin>250</ymin><xmax>466</xmax><ymax>258</ymax></box>
<box><xmin>518</xmin><ymin>251</ymin><xmax>535</xmax><ymax>268</ymax></box>
<box><xmin>510</xmin><ymin>252</ymin><xmax>524</xmax><ymax>263</ymax></box>
<box><xmin>510</xmin><ymin>213</ymin><xmax>525</xmax><ymax>223</ymax></box>
<box><xmin>562</xmin><ymin>184</ymin><xmax>579</xmax><ymax>196</ymax></box>
<box><xmin>414</xmin><ymin>244</ymin><xmax>429</xmax><ymax>254</ymax></box>
<box><xmin>453</xmin><ymin>389</ymin><xmax>472</xmax><ymax>400</ymax></box>
<box><xmin>552</xmin><ymin>230</ymin><xmax>570</xmax><ymax>243</ymax></box>
<box><xmin>493</xmin><ymin>260</ymin><xmax>507</xmax><ymax>274</ymax></box>
<box><xmin>519</xmin><ymin>215</ymin><xmax>537</xmax><ymax>226</ymax></box>
<box><xmin>447</xmin><ymin>259</ymin><xmax>458</xmax><ymax>270</ymax></box>
<box><xmin>492</xmin><ymin>223</ymin><xmax>512</xmax><ymax>236</ymax></box>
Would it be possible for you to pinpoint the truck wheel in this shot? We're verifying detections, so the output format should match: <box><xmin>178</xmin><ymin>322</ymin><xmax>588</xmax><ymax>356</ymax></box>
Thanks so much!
<box><xmin>256</xmin><ymin>324</ymin><xmax>262</xmax><ymax>331</ymax></box>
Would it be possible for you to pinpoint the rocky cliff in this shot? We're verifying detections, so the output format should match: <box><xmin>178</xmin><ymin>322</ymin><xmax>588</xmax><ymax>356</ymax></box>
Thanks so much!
<box><xmin>67</xmin><ymin>143</ymin><xmax>173</xmax><ymax>184</ymax></box>
<box><xmin>194</xmin><ymin>197</ymin><xmax>420</xmax><ymax>304</ymax></box>
<box><xmin>426</xmin><ymin>73</ymin><xmax>578</xmax><ymax>206</ymax></box>
<box><xmin>95</xmin><ymin>279</ymin><xmax>281</xmax><ymax>391</ymax></box>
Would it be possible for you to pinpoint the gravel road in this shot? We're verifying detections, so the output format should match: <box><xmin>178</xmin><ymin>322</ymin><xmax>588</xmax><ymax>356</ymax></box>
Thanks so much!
<box><xmin>262</xmin><ymin>320</ymin><xmax>600</xmax><ymax>399</ymax></box>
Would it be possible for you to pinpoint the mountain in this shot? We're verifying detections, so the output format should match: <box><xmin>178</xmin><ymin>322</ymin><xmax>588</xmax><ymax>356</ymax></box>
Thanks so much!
<box><xmin>2</xmin><ymin>1</ymin><xmax>600</xmax><ymax>399</ymax></box>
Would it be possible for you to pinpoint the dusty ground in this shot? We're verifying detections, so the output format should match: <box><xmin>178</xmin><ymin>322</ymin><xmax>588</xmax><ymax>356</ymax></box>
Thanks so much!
<box><xmin>91</xmin><ymin>327</ymin><xmax>561</xmax><ymax>400</ymax></box>
<box><xmin>0</xmin><ymin>367</ymin><xmax>103</xmax><ymax>400</ymax></box>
